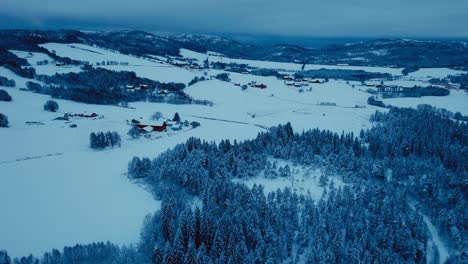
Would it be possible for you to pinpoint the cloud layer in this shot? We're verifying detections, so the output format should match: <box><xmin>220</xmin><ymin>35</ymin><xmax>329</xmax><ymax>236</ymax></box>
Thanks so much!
<box><xmin>1</xmin><ymin>0</ymin><xmax>467</xmax><ymax>37</ymax></box>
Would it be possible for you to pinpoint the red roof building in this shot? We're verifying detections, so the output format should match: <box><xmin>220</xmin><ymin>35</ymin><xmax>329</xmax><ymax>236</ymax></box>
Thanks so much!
<box><xmin>136</xmin><ymin>122</ymin><xmax>167</xmax><ymax>132</ymax></box>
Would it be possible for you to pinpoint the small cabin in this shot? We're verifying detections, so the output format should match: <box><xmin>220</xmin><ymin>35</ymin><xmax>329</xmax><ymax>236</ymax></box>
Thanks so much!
<box><xmin>171</xmin><ymin>123</ymin><xmax>183</xmax><ymax>131</ymax></box>
<box><xmin>309</xmin><ymin>80</ymin><xmax>322</xmax><ymax>84</ymax></box>
<box><xmin>166</xmin><ymin>120</ymin><xmax>176</xmax><ymax>127</ymax></box>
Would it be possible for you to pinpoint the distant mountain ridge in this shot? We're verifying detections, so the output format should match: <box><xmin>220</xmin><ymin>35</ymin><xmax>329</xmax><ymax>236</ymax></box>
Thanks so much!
<box><xmin>1</xmin><ymin>29</ymin><xmax>467</xmax><ymax>69</ymax></box>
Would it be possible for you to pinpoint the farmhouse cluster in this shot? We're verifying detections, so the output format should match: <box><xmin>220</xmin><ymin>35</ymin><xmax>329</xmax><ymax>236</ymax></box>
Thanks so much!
<box><xmin>283</xmin><ymin>76</ymin><xmax>326</xmax><ymax>87</ymax></box>
<box><xmin>128</xmin><ymin>112</ymin><xmax>200</xmax><ymax>136</ymax></box>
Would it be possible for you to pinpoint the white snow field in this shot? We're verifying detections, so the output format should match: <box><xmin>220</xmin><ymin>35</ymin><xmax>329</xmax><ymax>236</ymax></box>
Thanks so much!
<box><xmin>38</xmin><ymin>43</ymin><xmax>199</xmax><ymax>83</ymax></box>
<box><xmin>10</xmin><ymin>50</ymin><xmax>82</xmax><ymax>76</ymax></box>
<box><xmin>180</xmin><ymin>49</ymin><xmax>405</xmax><ymax>75</ymax></box>
<box><xmin>1</xmin><ymin>43</ymin><xmax>467</xmax><ymax>258</ymax></box>
<box><xmin>382</xmin><ymin>90</ymin><xmax>468</xmax><ymax>115</ymax></box>
<box><xmin>0</xmin><ymin>87</ymin><xmax>263</xmax><ymax>257</ymax></box>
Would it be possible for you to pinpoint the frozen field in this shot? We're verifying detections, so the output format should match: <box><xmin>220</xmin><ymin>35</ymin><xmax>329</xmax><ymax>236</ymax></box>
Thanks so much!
<box><xmin>383</xmin><ymin>90</ymin><xmax>468</xmax><ymax>115</ymax></box>
<box><xmin>39</xmin><ymin>43</ymin><xmax>199</xmax><ymax>83</ymax></box>
<box><xmin>1</xmin><ymin>43</ymin><xmax>467</xmax><ymax>257</ymax></box>
<box><xmin>180</xmin><ymin>49</ymin><xmax>405</xmax><ymax>75</ymax></box>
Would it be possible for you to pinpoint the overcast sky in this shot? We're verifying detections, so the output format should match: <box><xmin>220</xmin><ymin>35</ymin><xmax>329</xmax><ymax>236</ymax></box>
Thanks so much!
<box><xmin>1</xmin><ymin>0</ymin><xmax>467</xmax><ymax>38</ymax></box>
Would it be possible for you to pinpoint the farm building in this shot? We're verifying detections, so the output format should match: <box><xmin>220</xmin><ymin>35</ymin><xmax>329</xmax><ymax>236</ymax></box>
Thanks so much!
<box><xmin>166</xmin><ymin>120</ymin><xmax>176</xmax><ymax>127</ymax></box>
<box><xmin>309</xmin><ymin>79</ymin><xmax>323</xmax><ymax>84</ymax></box>
<box><xmin>171</xmin><ymin>123</ymin><xmax>183</xmax><ymax>131</ymax></box>
<box><xmin>65</xmin><ymin>113</ymin><xmax>99</xmax><ymax>118</ymax></box>
<box><xmin>249</xmin><ymin>81</ymin><xmax>267</xmax><ymax>89</ymax></box>
<box><xmin>136</xmin><ymin>121</ymin><xmax>167</xmax><ymax>133</ymax></box>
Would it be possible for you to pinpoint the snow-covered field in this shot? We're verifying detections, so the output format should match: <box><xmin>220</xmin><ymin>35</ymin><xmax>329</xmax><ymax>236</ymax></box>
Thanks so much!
<box><xmin>180</xmin><ymin>49</ymin><xmax>405</xmax><ymax>75</ymax></box>
<box><xmin>1</xmin><ymin>43</ymin><xmax>467</xmax><ymax>258</ymax></box>
<box><xmin>11</xmin><ymin>50</ymin><xmax>82</xmax><ymax>75</ymax></box>
<box><xmin>39</xmin><ymin>43</ymin><xmax>199</xmax><ymax>83</ymax></box>
<box><xmin>383</xmin><ymin>90</ymin><xmax>468</xmax><ymax>115</ymax></box>
<box><xmin>0</xmin><ymin>87</ymin><xmax>264</xmax><ymax>257</ymax></box>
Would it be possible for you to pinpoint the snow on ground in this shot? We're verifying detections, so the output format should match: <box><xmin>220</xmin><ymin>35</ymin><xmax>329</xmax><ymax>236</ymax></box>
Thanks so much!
<box><xmin>0</xmin><ymin>66</ymin><xmax>45</xmax><ymax>88</ymax></box>
<box><xmin>0</xmin><ymin>86</ymin><xmax>263</xmax><ymax>258</ymax></box>
<box><xmin>2</xmin><ymin>44</ymin><xmax>467</xmax><ymax>258</ymax></box>
<box><xmin>408</xmin><ymin>68</ymin><xmax>466</xmax><ymax>80</ymax></box>
<box><xmin>39</xmin><ymin>43</ymin><xmax>155</xmax><ymax>66</ymax></box>
<box><xmin>0</xmin><ymin>63</ymin><xmax>378</xmax><ymax>256</ymax></box>
<box><xmin>103</xmin><ymin>64</ymin><xmax>198</xmax><ymax>84</ymax></box>
<box><xmin>11</xmin><ymin>50</ymin><xmax>54</xmax><ymax>65</ymax></box>
<box><xmin>383</xmin><ymin>90</ymin><xmax>468</xmax><ymax>115</ymax></box>
<box><xmin>422</xmin><ymin>214</ymin><xmax>450</xmax><ymax>264</ymax></box>
<box><xmin>409</xmin><ymin>203</ymin><xmax>450</xmax><ymax>264</ymax></box>
<box><xmin>10</xmin><ymin>50</ymin><xmax>82</xmax><ymax>75</ymax></box>
<box><xmin>39</xmin><ymin>43</ymin><xmax>198</xmax><ymax>83</ymax></box>
<box><xmin>379</xmin><ymin>79</ymin><xmax>428</xmax><ymax>88</ymax></box>
<box><xmin>233</xmin><ymin>159</ymin><xmax>345</xmax><ymax>200</ymax></box>
<box><xmin>180</xmin><ymin>49</ymin><xmax>404</xmax><ymax>75</ymax></box>
<box><xmin>182</xmin><ymin>48</ymin><xmax>468</xmax><ymax>80</ymax></box>
<box><xmin>186</xmin><ymin>73</ymin><xmax>378</xmax><ymax>134</ymax></box>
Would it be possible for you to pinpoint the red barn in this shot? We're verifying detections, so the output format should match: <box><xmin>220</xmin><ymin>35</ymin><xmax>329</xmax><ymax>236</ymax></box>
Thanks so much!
<box><xmin>151</xmin><ymin>122</ymin><xmax>167</xmax><ymax>132</ymax></box>
<box><xmin>255</xmin><ymin>84</ymin><xmax>267</xmax><ymax>89</ymax></box>
<box><xmin>136</xmin><ymin>122</ymin><xmax>166</xmax><ymax>132</ymax></box>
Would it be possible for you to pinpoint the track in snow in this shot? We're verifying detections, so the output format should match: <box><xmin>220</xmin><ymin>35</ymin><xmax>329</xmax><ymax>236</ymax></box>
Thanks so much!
<box><xmin>0</xmin><ymin>152</ymin><xmax>64</xmax><ymax>166</ymax></box>
<box><xmin>409</xmin><ymin>202</ymin><xmax>450</xmax><ymax>264</ymax></box>
<box><xmin>188</xmin><ymin>115</ymin><xmax>269</xmax><ymax>130</ymax></box>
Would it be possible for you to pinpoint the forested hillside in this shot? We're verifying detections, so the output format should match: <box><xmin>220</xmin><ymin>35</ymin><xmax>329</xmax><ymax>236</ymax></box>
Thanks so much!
<box><xmin>1</xmin><ymin>30</ymin><xmax>468</xmax><ymax>68</ymax></box>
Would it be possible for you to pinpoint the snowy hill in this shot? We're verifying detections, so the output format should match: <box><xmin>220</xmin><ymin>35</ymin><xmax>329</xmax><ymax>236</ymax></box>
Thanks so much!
<box><xmin>2</xmin><ymin>30</ymin><xmax>468</xmax><ymax>68</ymax></box>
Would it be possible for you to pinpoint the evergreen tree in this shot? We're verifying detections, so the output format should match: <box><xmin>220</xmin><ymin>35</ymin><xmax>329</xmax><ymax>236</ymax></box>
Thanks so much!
<box><xmin>151</xmin><ymin>111</ymin><xmax>164</xmax><ymax>121</ymax></box>
<box><xmin>0</xmin><ymin>89</ymin><xmax>12</xmax><ymax>101</ymax></box>
<box><xmin>0</xmin><ymin>250</ymin><xmax>11</xmax><ymax>264</ymax></box>
<box><xmin>128</xmin><ymin>126</ymin><xmax>141</xmax><ymax>139</ymax></box>
<box><xmin>173</xmin><ymin>112</ymin><xmax>181</xmax><ymax>122</ymax></box>
<box><xmin>151</xmin><ymin>245</ymin><xmax>163</xmax><ymax>264</ymax></box>
<box><xmin>43</xmin><ymin>100</ymin><xmax>59</xmax><ymax>112</ymax></box>
<box><xmin>0</xmin><ymin>113</ymin><xmax>8</xmax><ymax>127</ymax></box>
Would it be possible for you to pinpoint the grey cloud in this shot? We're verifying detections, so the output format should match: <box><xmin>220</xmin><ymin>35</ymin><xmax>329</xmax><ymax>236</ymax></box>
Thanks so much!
<box><xmin>0</xmin><ymin>0</ymin><xmax>467</xmax><ymax>37</ymax></box>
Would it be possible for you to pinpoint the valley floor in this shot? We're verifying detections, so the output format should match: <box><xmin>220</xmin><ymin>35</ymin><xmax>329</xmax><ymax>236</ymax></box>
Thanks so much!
<box><xmin>0</xmin><ymin>43</ymin><xmax>466</xmax><ymax>258</ymax></box>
